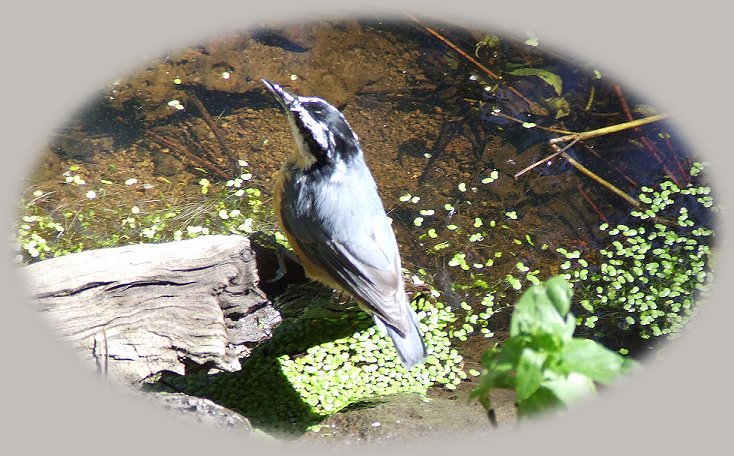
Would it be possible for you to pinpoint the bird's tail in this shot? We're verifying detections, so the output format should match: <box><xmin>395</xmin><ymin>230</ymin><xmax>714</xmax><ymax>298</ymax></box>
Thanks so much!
<box><xmin>373</xmin><ymin>305</ymin><xmax>427</xmax><ymax>369</ymax></box>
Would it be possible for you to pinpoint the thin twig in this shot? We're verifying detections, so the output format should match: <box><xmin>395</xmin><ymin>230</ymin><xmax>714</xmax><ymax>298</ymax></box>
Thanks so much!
<box><xmin>659</xmin><ymin>127</ymin><xmax>689</xmax><ymax>185</ymax></box>
<box><xmin>614</xmin><ymin>85</ymin><xmax>683</xmax><ymax>187</ymax></box>
<box><xmin>489</xmin><ymin>110</ymin><xmax>573</xmax><ymax>135</ymax></box>
<box><xmin>558</xmin><ymin>147</ymin><xmax>640</xmax><ymax>207</ymax></box>
<box><xmin>147</xmin><ymin>131</ymin><xmax>230</xmax><ymax>180</ymax></box>
<box><xmin>614</xmin><ymin>85</ymin><xmax>636</xmax><ymax>124</ymax></box>
<box><xmin>640</xmin><ymin>135</ymin><xmax>682</xmax><ymax>188</ymax></box>
<box><xmin>585</xmin><ymin>84</ymin><xmax>596</xmax><ymax>112</ymax></box>
<box><xmin>549</xmin><ymin>114</ymin><xmax>669</xmax><ymax>144</ymax></box>
<box><xmin>186</xmin><ymin>90</ymin><xmax>240</xmax><ymax>169</ymax></box>
<box><xmin>582</xmin><ymin>143</ymin><xmax>638</xmax><ymax>189</ymax></box>
<box><xmin>577</xmin><ymin>183</ymin><xmax>609</xmax><ymax>224</ymax></box>
<box><xmin>406</xmin><ymin>13</ymin><xmax>500</xmax><ymax>79</ymax></box>
<box><xmin>514</xmin><ymin>137</ymin><xmax>581</xmax><ymax>179</ymax></box>
<box><xmin>404</xmin><ymin>13</ymin><xmax>549</xmax><ymax>116</ymax></box>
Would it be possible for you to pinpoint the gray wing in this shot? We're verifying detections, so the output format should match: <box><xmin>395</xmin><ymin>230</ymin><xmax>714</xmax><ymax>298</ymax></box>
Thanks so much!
<box><xmin>281</xmin><ymin>164</ymin><xmax>412</xmax><ymax>335</ymax></box>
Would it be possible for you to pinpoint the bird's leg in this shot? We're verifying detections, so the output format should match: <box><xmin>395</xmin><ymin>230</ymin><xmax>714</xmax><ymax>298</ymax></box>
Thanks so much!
<box><xmin>265</xmin><ymin>247</ymin><xmax>288</xmax><ymax>283</ymax></box>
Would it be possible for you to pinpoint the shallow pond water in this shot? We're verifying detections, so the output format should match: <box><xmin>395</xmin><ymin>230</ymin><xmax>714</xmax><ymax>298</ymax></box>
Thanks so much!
<box><xmin>15</xmin><ymin>18</ymin><xmax>716</xmax><ymax>439</ymax></box>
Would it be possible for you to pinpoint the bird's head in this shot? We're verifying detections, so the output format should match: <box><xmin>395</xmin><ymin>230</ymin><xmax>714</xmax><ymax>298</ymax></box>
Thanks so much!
<box><xmin>262</xmin><ymin>79</ymin><xmax>361</xmax><ymax>170</ymax></box>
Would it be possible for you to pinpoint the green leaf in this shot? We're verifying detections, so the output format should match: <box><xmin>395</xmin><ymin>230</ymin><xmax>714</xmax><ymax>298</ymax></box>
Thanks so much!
<box><xmin>517</xmin><ymin>386</ymin><xmax>563</xmax><ymax>416</ymax></box>
<box><xmin>516</xmin><ymin>348</ymin><xmax>546</xmax><ymax>401</ymax></box>
<box><xmin>470</xmin><ymin>360</ymin><xmax>495</xmax><ymax>399</ymax></box>
<box><xmin>510</xmin><ymin>283</ymin><xmax>568</xmax><ymax>338</ymax></box>
<box><xmin>545</xmin><ymin>96</ymin><xmax>571</xmax><ymax>119</ymax></box>
<box><xmin>545</xmin><ymin>275</ymin><xmax>572</xmax><ymax>315</ymax></box>
<box><xmin>528</xmin><ymin>332</ymin><xmax>561</xmax><ymax>353</ymax></box>
<box><xmin>487</xmin><ymin>337</ymin><xmax>524</xmax><ymax>373</ymax></box>
<box><xmin>541</xmin><ymin>371</ymin><xmax>596</xmax><ymax>406</ymax></box>
<box><xmin>560</xmin><ymin>338</ymin><xmax>637</xmax><ymax>384</ymax></box>
<box><xmin>507</xmin><ymin>67</ymin><xmax>563</xmax><ymax>96</ymax></box>
<box><xmin>473</xmin><ymin>276</ymin><xmax>642</xmax><ymax>418</ymax></box>
<box><xmin>472</xmin><ymin>344</ymin><xmax>516</xmax><ymax>399</ymax></box>
<box><xmin>561</xmin><ymin>313</ymin><xmax>576</xmax><ymax>342</ymax></box>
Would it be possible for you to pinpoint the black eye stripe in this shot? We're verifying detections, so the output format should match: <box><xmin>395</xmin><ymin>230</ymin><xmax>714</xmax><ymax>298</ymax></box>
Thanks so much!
<box><xmin>289</xmin><ymin>98</ymin><xmax>362</xmax><ymax>163</ymax></box>
<box><xmin>292</xmin><ymin>113</ymin><xmax>330</xmax><ymax>163</ymax></box>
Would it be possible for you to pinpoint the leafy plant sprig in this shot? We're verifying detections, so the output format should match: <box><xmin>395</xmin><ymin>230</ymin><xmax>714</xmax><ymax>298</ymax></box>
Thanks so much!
<box><xmin>472</xmin><ymin>276</ymin><xmax>637</xmax><ymax>420</ymax></box>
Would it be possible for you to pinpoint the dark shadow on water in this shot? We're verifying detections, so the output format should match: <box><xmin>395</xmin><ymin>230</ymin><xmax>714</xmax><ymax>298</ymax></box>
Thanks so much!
<box><xmin>146</xmin><ymin>282</ymin><xmax>376</xmax><ymax>437</ymax></box>
<box><xmin>51</xmin><ymin>84</ymin><xmax>281</xmax><ymax>156</ymax></box>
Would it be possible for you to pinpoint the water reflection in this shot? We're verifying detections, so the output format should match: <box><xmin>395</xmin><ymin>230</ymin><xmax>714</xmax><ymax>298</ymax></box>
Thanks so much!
<box><xmin>15</xmin><ymin>18</ymin><xmax>715</xmax><ymax>437</ymax></box>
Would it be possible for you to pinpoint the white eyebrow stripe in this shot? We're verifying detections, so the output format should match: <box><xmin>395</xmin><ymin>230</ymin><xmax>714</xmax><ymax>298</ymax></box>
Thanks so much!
<box><xmin>297</xmin><ymin>107</ymin><xmax>333</xmax><ymax>150</ymax></box>
<box><xmin>297</xmin><ymin>96</ymin><xmax>328</xmax><ymax>104</ymax></box>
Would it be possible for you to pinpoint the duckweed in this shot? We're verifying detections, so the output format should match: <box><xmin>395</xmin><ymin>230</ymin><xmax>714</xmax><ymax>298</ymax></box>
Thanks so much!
<box><xmin>561</xmin><ymin>163</ymin><xmax>715</xmax><ymax>348</ymax></box>
<box><xmin>21</xmin><ymin>140</ymin><xmax>714</xmax><ymax>435</ymax></box>
<box><xmin>274</xmin><ymin>295</ymin><xmax>465</xmax><ymax>415</ymax></box>
<box><xmin>14</xmin><ymin>162</ymin><xmax>270</xmax><ymax>263</ymax></box>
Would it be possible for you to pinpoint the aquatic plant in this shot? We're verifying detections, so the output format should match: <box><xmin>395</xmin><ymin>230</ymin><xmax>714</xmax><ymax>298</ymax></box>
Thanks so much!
<box><xmin>16</xmin><ymin>161</ymin><xmax>475</xmax><ymax>433</ymax></box>
<box><xmin>398</xmin><ymin>167</ymin><xmax>551</xmax><ymax>343</ymax></box>
<box><xmin>472</xmin><ymin>276</ymin><xmax>637</xmax><ymax>419</ymax></box>
<box><xmin>13</xmin><ymin>161</ymin><xmax>270</xmax><ymax>263</ymax></box>
<box><xmin>156</xmin><ymin>291</ymin><xmax>467</xmax><ymax>434</ymax></box>
<box><xmin>277</xmin><ymin>295</ymin><xmax>464</xmax><ymax>415</ymax></box>
<box><xmin>560</xmin><ymin>162</ymin><xmax>715</xmax><ymax>349</ymax></box>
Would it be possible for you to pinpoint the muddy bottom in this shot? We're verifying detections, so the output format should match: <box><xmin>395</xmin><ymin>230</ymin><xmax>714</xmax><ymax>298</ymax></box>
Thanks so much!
<box><xmin>299</xmin><ymin>383</ymin><xmax>516</xmax><ymax>445</ymax></box>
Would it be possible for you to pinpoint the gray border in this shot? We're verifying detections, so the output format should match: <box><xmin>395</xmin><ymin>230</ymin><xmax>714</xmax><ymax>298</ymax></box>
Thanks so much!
<box><xmin>3</xmin><ymin>1</ymin><xmax>731</xmax><ymax>454</ymax></box>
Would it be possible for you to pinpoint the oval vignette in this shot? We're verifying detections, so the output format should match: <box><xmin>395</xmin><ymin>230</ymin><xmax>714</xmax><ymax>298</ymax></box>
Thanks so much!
<box><xmin>9</xmin><ymin>15</ymin><xmax>720</xmax><ymax>447</ymax></box>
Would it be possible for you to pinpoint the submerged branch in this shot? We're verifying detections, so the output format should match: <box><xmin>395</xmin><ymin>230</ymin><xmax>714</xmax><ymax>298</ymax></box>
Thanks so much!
<box><xmin>147</xmin><ymin>131</ymin><xmax>230</xmax><ymax>180</ymax></box>
<box><xmin>490</xmin><ymin>110</ymin><xmax>573</xmax><ymax>135</ymax></box>
<box><xmin>514</xmin><ymin>137</ymin><xmax>580</xmax><ymax>179</ymax></box>
<box><xmin>557</xmin><ymin>144</ymin><xmax>640</xmax><ymax>207</ymax></box>
<box><xmin>186</xmin><ymin>90</ymin><xmax>240</xmax><ymax>172</ymax></box>
<box><xmin>405</xmin><ymin>13</ymin><xmax>549</xmax><ymax>116</ymax></box>
<box><xmin>577</xmin><ymin>183</ymin><xmax>609</xmax><ymax>225</ymax></box>
<box><xmin>549</xmin><ymin>114</ymin><xmax>670</xmax><ymax>144</ymax></box>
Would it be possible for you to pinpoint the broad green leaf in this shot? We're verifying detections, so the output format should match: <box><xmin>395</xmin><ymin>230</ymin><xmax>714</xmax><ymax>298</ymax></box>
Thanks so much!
<box><xmin>490</xmin><ymin>336</ymin><xmax>525</xmax><ymax>367</ymax></box>
<box><xmin>510</xmin><ymin>284</ymin><xmax>567</xmax><ymax>338</ymax></box>
<box><xmin>561</xmin><ymin>313</ymin><xmax>576</xmax><ymax>342</ymax></box>
<box><xmin>528</xmin><ymin>332</ymin><xmax>561</xmax><ymax>352</ymax></box>
<box><xmin>516</xmin><ymin>348</ymin><xmax>546</xmax><ymax>400</ymax></box>
<box><xmin>474</xmin><ymin>341</ymin><xmax>522</xmax><ymax>392</ymax></box>
<box><xmin>487</xmin><ymin>337</ymin><xmax>525</xmax><ymax>389</ymax></box>
<box><xmin>517</xmin><ymin>386</ymin><xmax>563</xmax><ymax>416</ymax></box>
<box><xmin>560</xmin><ymin>338</ymin><xmax>637</xmax><ymax>384</ymax></box>
<box><xmin>507</xmin><ymin>67</ymin><xmax>563</xmax><ymax>96</ymax></box>
<box><xmin>479</xmin><ymin>344</ymin><xmax>500</xmax><ymax>367</ymax></box>
<box><xmin>542</xmin><ymin>372</ymin><xmax>596</xmax><ymax>405</ymax></box>
<box><xmin>470</xmin><ymin>363</ymin><xmax>494</xmax><ymax>399</ymax></box>
<box><xmin>473</xmin><ymin>276</ymin><xmax>635</xmax><ymax>418</ymax></box>
<box><xmin>545</xmin><ymin>275</ymin><xmax>572</xmax><ymax>315</ymax></box>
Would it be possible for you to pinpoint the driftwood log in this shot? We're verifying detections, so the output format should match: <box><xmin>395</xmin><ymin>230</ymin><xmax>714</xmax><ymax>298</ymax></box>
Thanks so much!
<box><xmin>21</xmin><ymin>234</ymin><xmax>281</xmax><ymax>386</ymax></box>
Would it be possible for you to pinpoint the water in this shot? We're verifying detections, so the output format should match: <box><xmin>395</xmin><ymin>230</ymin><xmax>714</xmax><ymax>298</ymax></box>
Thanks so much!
<box><xmin>15</xmin><ymin>19</ymin><xmax>716</xmax><ymax>436</ymax></box>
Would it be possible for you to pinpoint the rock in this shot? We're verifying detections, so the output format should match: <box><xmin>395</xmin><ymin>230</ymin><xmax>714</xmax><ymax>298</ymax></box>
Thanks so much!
<box><xmin>49</xmin><ymin>129</ymin><xmax>114</xmax><ymax>161</ymax></box>
<box><xmin>146</xmin><ymin>392</ymin><xmax>253</xmax><ymax>433</ymax></box>
<box><xmin>152</xmin><ymin>151</ymin><xmax>182</xmax><ymax>176</ymax></box>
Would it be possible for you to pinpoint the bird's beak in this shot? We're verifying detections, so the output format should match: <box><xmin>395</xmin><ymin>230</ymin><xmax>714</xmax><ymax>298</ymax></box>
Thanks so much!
<box><xmin>262</xmin><ymin>79</ymin><xmax>296</xmax><ymax>109</ymax></box>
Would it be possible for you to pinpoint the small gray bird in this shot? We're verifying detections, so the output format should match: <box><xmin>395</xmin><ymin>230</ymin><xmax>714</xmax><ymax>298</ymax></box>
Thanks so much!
<box><xmin>263</xmin><ymin>80</ymin><xmax>427</xmax><ymax>368</ymax></box>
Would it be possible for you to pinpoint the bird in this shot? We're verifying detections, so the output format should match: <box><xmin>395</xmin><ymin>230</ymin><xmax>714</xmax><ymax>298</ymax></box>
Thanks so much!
<box><xmin>262</xmin><ymin>79</ymin><xmax>427</xmax><ymax>369</ymax></box>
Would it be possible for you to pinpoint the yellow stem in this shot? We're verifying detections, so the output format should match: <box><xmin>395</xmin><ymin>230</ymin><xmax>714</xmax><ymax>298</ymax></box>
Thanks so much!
<box><xmin>550</xmin><ymin>114</ymin><xmax>669</xmax><ymax>144</ymax></box>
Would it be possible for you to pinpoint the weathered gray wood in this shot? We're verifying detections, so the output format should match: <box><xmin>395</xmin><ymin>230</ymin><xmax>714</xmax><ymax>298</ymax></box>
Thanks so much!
<box><xmin>22</xmin><ymin>235</ymin><xmax>281</xmax><ymax>386</ymax></box>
